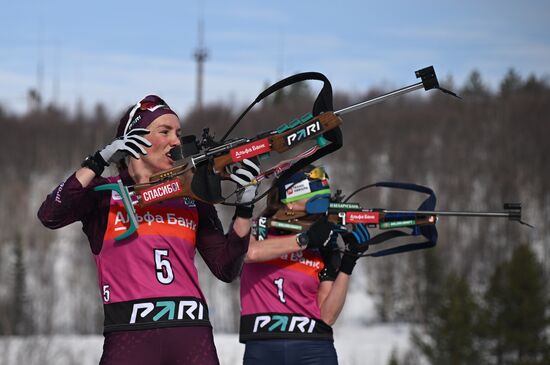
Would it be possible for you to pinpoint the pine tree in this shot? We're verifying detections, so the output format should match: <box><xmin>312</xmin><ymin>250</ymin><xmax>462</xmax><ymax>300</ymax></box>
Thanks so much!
<box><xmin>411</xmin><ymin>272</ymin><xmax>483</xmax><ymax>365</ymax></box>
<box><xmin>387</xmin><ymin>349</ymin><xmax>400</xmax><ymax>365</ymax></box>
<box><xmin>461</xmin><ymin>69</ymin><xmax>490</xmax><ymax>100</ymax></box>
<box><xmin>13</xmin><ymin>232</ymin><xmax>25</xmax><ymax>334</ymax></box>
<box><xmin>481</xmin><ymin>244</ymin><xmax>550</xmax><ymax>364</ymax></box>
<box><xmin>500</xmin><ymin>68</ymin><xmax>522</xmax><ymax>96</ymax></box>
<box><xmin>417</xmin><ymin>249</ymin><xmax>444</xmax><ymax>323</ymax></box>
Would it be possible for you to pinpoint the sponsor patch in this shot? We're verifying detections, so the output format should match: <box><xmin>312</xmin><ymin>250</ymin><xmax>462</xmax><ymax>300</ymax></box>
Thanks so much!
<box><xmin>54</xmin><ymin>182</ymin><xmax>65</xmax><ymax>203</ymax></box>
<box><xmin>285</xmin><ymin>121</ymin><xmax>323</xmax><ymax>147</ymax></box>
<box><xmin>252</xmin><ymin>314</ymin><xmax>316</xmax><ymax>334</ymax></box>
<box><xmin>130</xmin><ymin>298</ymin><xmax>206</xmax><ymax>324</ymax></box>
<box><xmin>103</xmin><ymin>296</ymin><xmax>210</xmax><ymax>332</ymax></box>
<box><xmin>113</xmin><ymin>209</ymin><xmax>197</xmax><ymax>231</ymax></box>
<box><xmin>140</xmin><ymin>179</ymin><xmax>182</xmax><ymax>204</ymax></box>
<box><xmin>345</xmin><ymin>211</ymin><xmax>380</xmax><ymax>224</ymax></box>
<box><xmin>256</xmin><ymin>216</ymin><xmax>268</xmax><ymax>240</ymax></box>
<box><xmin>284</xmin><ymin>180</ymin><xmax>311</xmax><ymax>200</ymax></box>
<box><xmin>239</xmin><ymin>313</ymin><xmax>333</xmax><ymax>341</ymax></box>
<box><xmin>230</xmin><ymin>138</ymin><xmax>271</xmax><ymax>162</ymax></box>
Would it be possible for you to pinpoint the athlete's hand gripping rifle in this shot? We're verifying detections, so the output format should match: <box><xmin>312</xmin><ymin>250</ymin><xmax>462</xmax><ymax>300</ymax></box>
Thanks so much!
<box><xmin>258</xmin><ymin>182</ymin><xmax>532</xmax><ymax>257</ymax></box>
<box><xmin>96</xmin><ymin>67</ymin><xmax>457</xmax><ymax>240</ymax></box>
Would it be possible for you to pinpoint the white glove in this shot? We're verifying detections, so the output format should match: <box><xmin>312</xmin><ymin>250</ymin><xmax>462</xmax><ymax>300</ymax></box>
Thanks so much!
<box><xmin>227</xmin><ymin>158</ymin><xmax>261</xmax><ymax>205</ymax></box>
<box><xmin>99</xmin><ymin>128</ymin><xmax>152</xmax><ymax>164</ymax></box>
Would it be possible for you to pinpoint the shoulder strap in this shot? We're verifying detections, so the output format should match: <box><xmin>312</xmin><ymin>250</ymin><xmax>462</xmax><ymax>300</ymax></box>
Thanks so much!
<box><xmin>361</xmin><ymin>182</ymin><xmax>438</xmax><ymax>257</ymax></box>
<box><xmin>221</xmin><ymin>72</ymin><xmax>343</xmax><ymax>181</ymax></box>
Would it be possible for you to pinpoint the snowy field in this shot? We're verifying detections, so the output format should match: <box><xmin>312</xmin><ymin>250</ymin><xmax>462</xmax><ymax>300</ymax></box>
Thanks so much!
<box><xmin>0</xmin><ymin>323</ymin><xmax>410</xmax><ymax>365</ymax></box>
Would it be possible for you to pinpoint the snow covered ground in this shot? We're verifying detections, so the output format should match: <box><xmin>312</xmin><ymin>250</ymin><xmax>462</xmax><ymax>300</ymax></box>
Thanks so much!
<box><xmin>0</xmin><ymin>260</ymin><xmax>413</xmax><ymax>364</ymax></box>
<box><xmin>0</xmin><ymin>323</ymin><xmax>411</xmax><ymax>365</ymax></box>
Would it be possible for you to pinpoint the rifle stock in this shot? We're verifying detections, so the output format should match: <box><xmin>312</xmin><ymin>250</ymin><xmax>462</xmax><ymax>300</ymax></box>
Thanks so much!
<box><xmin>149</xmin><ymin>161</ymin><xmax>190</xmax><ymax>183</ymax></box>
<box><xmin>133</xmin><ymin>166</ymin><xmax>200</xmax><ymax>207</ymax></box>
<box><xmin>212</xmin><ymin>112</ymin><xmax>343</xmax><ymax>172</ymax></box>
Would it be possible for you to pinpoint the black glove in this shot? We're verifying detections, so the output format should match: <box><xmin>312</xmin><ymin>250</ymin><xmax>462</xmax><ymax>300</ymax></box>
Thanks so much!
<box><xmin>340</xmin><ymin>224</ymin><xmax>370</xmax><ymax>275</ymax></box>
<box><xmin>99</xmin><ymin>128</ymin><xmax>151</xmax><ymax>164</ymax></box>
<box><xmin>227</xmin><ymin>157</ymin><xmax>260</xmax><ymax>218</ymax></box>
<box><xmin>318</xmin><ymin>236</ymin><xmax>341</xmax><ymax>281</ymax></box>
<box><xmin>297</xmin><ymin>215</ymin><xmax>335</xmax><ymax>249</ymax></box>
<box><xmin>81</xmin><ymin>128</ymin><xmax>151</xmax><ymax>176</ymax></box>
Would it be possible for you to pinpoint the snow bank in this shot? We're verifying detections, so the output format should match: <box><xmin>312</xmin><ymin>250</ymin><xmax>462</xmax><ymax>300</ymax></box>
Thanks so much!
<box><xmin>0</xmin><ymin>323</ymin><xmax>411</xmax><ymax>365</ymax></box>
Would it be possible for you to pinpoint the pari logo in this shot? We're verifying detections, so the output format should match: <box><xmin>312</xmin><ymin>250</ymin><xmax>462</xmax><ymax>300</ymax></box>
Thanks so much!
<box><xmin>256</xmin><ymin>216</ymin><xmax>268</xmax><ymax>241</ymax></box>
<box><xmin>253</xmin><ymin>314</ymin><xmax>316</xmax><ymax>334</ymax></box>
<box><xmin>285</xmin><ymin>121</ymin><xmax>323</xmax><ymax>147</ymax></box>
<box><xmin>130</xmin><ymin>299</ymin><xmax>206</xmax><ymax>324</ymax></box>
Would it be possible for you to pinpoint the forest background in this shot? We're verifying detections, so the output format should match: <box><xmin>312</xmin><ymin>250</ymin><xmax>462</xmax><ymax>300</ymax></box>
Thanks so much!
<box><xmin>0</xmin><ymin>69</ymin><xmax>549</xmax><ymax>364</ymax></box>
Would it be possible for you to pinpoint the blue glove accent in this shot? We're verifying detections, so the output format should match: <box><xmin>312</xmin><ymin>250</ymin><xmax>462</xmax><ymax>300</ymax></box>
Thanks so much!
<box><xmin>352</xmin><ymin>223</ymin><xmax>370</xmax><ymax>243</ymax></box>
<box><xmin>357</xmin><ymin>223</ymin><xmax>370</xmax><ymax>241</ymax></box>
<box><xmin>334</xmin><ymin>224</ymin><xmax>348</xmax><ymax>233</ymax></box>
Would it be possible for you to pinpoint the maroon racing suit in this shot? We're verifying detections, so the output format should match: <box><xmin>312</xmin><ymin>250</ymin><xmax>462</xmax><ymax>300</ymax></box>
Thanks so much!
<box><xmin>38</xmin><ymin>170</ymin><xmax>250</xmax><ymax>365</ymax></box>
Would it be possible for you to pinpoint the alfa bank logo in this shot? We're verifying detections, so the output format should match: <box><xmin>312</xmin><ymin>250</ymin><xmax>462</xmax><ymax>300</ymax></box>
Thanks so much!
<box><xmin>230</xmin><ymin>138</ymin><xmax>271</xmax><ymax>162</ymax></box>
<box><xmin>345</xmin><ymin>212</ymin><xmax>380</xmax><ymax>224</ymax></box>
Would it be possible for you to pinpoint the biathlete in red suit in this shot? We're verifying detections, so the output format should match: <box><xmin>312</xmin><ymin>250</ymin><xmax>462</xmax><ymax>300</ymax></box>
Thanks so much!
<box><xmin>38</xmin><ymin>95</ymin><xmax>260</xmax><ymax>365</ymax></box>
<box><xmin>239</xmin><ymin>166</ymin><xmax>370</xmax><ymax>365</ymax></box>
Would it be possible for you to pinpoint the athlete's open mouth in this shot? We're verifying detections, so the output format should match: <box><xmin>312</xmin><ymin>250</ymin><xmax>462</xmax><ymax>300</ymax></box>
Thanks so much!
<box><xmin>166</xmin><ymin>152</ymin><xmax>175</xmax><ymax>163</ymax></box>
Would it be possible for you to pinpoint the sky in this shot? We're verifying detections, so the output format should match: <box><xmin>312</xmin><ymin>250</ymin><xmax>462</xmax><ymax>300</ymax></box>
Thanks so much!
<box><xmin>1</xmin><ymin>0</ymin><xmax>549</xmax><ymax>117</ymax></box>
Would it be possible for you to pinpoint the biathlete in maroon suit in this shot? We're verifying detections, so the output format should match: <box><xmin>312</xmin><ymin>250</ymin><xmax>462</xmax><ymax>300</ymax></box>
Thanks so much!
<box><xmin>239</xmin><ymin>166</ymin><xmax>370</xmax><ymax>365</ymax></box>
<box><xmin>38</xmin><ymin>95</ymin><xmax>260</xmax><ymax>365</ymax></box>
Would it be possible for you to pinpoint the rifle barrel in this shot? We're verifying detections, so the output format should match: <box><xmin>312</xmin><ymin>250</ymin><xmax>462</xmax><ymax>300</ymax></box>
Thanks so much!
<box><xmin>335</xmin><ymin>82</ymin><xmax>424</xmax><ymax>116</ymax></box>
<box><xmin>384</xmin><ymin>209</ymin><xmax>513</xmax><ymax>218</ymax></box>
<box><xmin>191</xmin><ymin>138</ymin><xmax>249</xmax><ymax>166</ymax></box>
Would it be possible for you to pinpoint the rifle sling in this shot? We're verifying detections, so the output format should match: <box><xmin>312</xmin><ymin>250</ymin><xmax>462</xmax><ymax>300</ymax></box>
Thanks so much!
<box><xmin>220</xmin><ymin>72</ymin><xmax>343</xmax><ymax>191</ymax></box>
<box><xmin>358</xmin><ymin>181</ymin><xmax>439</xmax><ymax>257</ymax></box>
<box><xmin>363</xmin><ymin>230</ymin><xmax>437</xmax><ymax>257</ymax></box>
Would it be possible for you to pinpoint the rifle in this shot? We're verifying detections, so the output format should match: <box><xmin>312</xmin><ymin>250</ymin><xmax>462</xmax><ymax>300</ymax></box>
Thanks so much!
<box><xmin>256</xmin><ymin>182</ymin><xmax>532</xmax><ymax>257</ymax></box>
<box><xmin>96</xmin><ymin>67</ymin><xmax>458</xmax><ymax>240</ymax></box>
